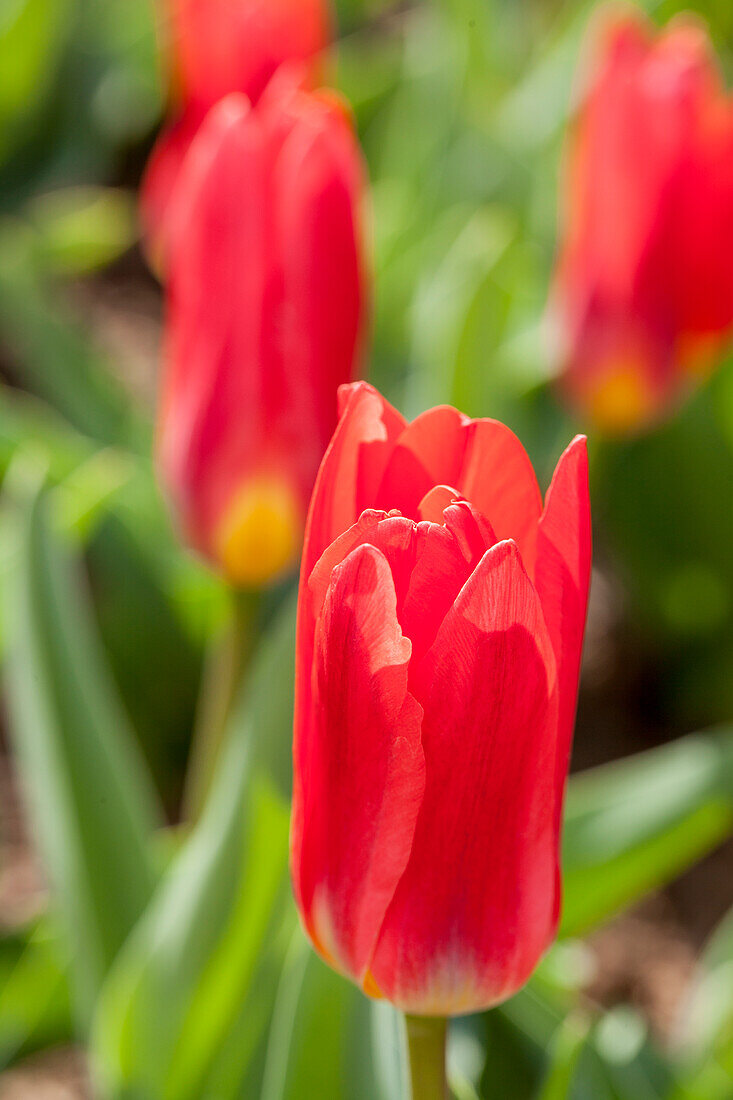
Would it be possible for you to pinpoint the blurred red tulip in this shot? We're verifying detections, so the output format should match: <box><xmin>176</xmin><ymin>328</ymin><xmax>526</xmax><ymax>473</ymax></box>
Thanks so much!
<box><xmin>141</xmin><ymin>0</ymin><xmax>331</xmax><ymax>267</ymax></box>
<box><xmin>291</xmin><ymin>382</ymin><xmax>591</xmax><ymax>1015</ymax></box>
<box><xmin>550</xmin><ymin>7</ymin><xmax>733</xmax><ymax>433</ymax></box>
<box><xmin>157</xmin><ymin>87</ymin><xmax>366</xmax><ymax>587</ymax></box>
<box><xmin>167</xmin><ymin>0</ymin><xmax>331</xmax><ymax>114</ymax></box>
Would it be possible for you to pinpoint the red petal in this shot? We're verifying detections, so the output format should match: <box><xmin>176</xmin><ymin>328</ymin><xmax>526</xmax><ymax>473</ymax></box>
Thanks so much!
<box><xmin>417</xmin><ymin>484</ymin><xmax>461</xmax><ymax>523</ymax></box>
<box><xmin>301</xmin><ymin>382</ymin><xmax>406</xmax><ymax>584</ymax></box>
<box><xmin>534</xmin><ymin>434</ymin><xmax>592</xmax><ymax>921</ymax></box>
<box><xmin>375</xmin><ymin>406</ymin><xmax>468</xmax><ymax>517</ymax></box>
<box><xmin>402</xmin><ymin>504</ymin><xmax>497</xmax><ymax>666</ymax></box>
<box><xmin>374</xmin><ymin>411</ymin><xmax>542</xmax><ymax>567</ymax></box>
<box><xmin>292</xmin><ymin>545</ymin><xmax>424</xmax><ymax>982</ymax></box>
<box><xmin>369</xmin><ymin>541</ymin><xmax>559</xmax><ymax>1014</ymax></box>
<box><xmin>169</xmin><ymin>0</ymin><xmax>331</xmax><ymax>114</ymax></box>
<box><xmin>306</xmin><ymin>504</ymin><xmax>497</xmax><ymax>668</ymax></box>
<box><xmin>294</xmin><ymin>387</ymin><xmax>406</xmax><ymax>822</ymax></box>
<box><xmin>275</xmin><ymin>92</ymin><xmax>366</xmax><ymax>465</ymax></box>
<box><xmin>157</xmin><ymin>95</ymin><xmax>268</xmax><ymax>558</ymax></box>
<box><xmin>459</xmin><ymin>420</ymin><xmax>543</xmax><ymax>573</ymax></box>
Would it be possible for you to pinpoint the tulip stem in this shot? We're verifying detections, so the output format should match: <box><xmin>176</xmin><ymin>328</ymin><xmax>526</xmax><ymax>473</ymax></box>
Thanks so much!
<box><xmin>183</xmin><ymin>588</ymin><xmax>257</xmax><ymax>822</ymax></box>
<box><xmin>404</xmin><ymin>1015</ymin><xmax>449</xmax><ymax>1100</ymax></box>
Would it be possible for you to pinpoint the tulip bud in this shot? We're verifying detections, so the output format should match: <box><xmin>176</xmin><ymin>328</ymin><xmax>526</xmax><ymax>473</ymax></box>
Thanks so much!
<box><xmin>291</xmin><ymin>383</ymin><xmax>591</xmax><ymax>1015</ymax></box>
<box><xmin>157</xmin><ymin>89</ymin><xmax>366</xmax><ymax>587</ymax></box>
<box><xmin>166</xmin><ymin>0</ymin><xmax>331</xmax><ymax>115</ymax></box>
<box><xmin>142</xmin><ymin>0</ymin><xmax>332</xmax><ymax>268</ymax></box>
<box><xmin>549</xmin><ymin>8</ymin><xmax>733</xmax><ymax>433</ymax></box>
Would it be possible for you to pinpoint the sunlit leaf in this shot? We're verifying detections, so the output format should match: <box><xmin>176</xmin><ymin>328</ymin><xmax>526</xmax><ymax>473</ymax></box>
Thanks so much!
<box><xmin>562</xmin><ymin>729</ymin><xmax>733</xmax><ymax>936</ymax></box>
<box><xmin>3</xmin><ymin>483</ymin><xmax>163</xmax><ymax>1025</ymax></box>
<box><xmin>92</xmin><ymin>731</ymin><xmax>291</xmax><ymax>1100</ymax></box>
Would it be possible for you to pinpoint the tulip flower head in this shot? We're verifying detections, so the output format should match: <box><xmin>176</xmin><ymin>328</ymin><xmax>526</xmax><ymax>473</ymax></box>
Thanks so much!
<box><xmin>166</xmin><ymin>0</ymin><xmax>331</xmax><ymax>114</ymax></box>
<box><xmin>550</xmin><ymin>6</ymin><xmax>733</xmax><ymax>433</ymax></box>
<box><xmin>157</xmin><ymin>86</ymin><xmax>366</xmax><ymax>587</ymax></box>
<box><xmin>142</xmin><ymin>0</ymin><xmax>332</xmax><ymax>267</ymax></box>
<box><xmin>291</xmin><ymin>383</ymin><xmax>591</xmax><ymax>1015</ymax></box>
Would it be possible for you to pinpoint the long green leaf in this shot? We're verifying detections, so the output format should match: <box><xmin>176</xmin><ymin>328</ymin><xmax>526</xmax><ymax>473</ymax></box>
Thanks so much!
<box><xmin>92</xmin><ymin>728</ymin><xmax>291</xmax><ymax>1100</ymax></box>
<box><xmin>0</xmin><ymin>918</ymin><xmax>72</xmax><ymax>1069</ymax></box>
<box><xmin>3</xmin><ymin>483</ymin><xmax>163</xmax><ymax>1025</ymax></box>
<box><xmin>562</xmin><ymin>729</ymin><xmax>733</xmax><ymax>936</ymax></box>
<box><xmin>261</xmin><ymin>930</ymin><xmax>383</xmax><ymax>1100</ymax></box>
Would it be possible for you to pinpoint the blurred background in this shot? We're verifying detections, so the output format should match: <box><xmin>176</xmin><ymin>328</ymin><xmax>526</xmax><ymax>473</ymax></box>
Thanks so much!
<box><xmin>1</xmin><ymin>0</ymin><xmax>733</xmax><ymax>1097</ymax></box>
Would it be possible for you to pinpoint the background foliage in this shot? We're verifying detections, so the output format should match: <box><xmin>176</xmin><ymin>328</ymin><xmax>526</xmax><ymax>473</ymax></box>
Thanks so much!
<box><xmin>0</xmin><ymin>0</ymin><xmax>732</xmax><ymax>1097</ymax></box>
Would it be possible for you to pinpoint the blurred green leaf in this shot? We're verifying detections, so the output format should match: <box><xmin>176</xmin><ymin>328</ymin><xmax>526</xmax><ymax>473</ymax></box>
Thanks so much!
<box><xmin>0</xmin><ymin>918</ymin><xmax>73</xmax><ymax>1069</ymax></box>
<box><xmin>26</xmin><ymin>187</ymin><xmax>137</xmax><ymax>275</ymax></box>
<box><xmin>3</xmin><ymin>481</ymin><xmax>164</xmax><ymax>1025</ymax></box>
<box><xmin>0</xmin><ymin>385</ymin><xmax>93</xmax><ymax>482</ymax></box>
<box><xmin>536</xmin><ymin>1014</ymin><xmax>590</xmax><ymax>1100</ymax></box>
<box><xmin>562</xmin><ymin>729</ymin><xmax>733</xmax><ymax>936</ymax></box>
<box><xmin>92</xmin><ymin>730</ymin><xmax>291</xmax><ymax>1100</ymax></box>
<box><xmin>232</xmin><ymin>588</ymin><xmax>297</xmax><ymax>800</ymax></box>
<box><xmin>0</xmin><ymin>220</ymin><xmax>143</xmax><ymax>446</ymax></box>
<box><xmin>261</xmin><ymin>931</ymin><xmax>383</xmax><ymax>1100</ymax></box>
<box><xmin>0</xmin><ymin>0</ymin><xmax>73</xmax><ymax>165</ymax></box>
<box><xmin>407</xmin><ymin>204</ymin><xmax>514</xmax><ymax>414</ymax></box>
<box><xmin>674</xmin><ymin>904</ymin><xmax>733</xmax><ymax>1098</ymax></box>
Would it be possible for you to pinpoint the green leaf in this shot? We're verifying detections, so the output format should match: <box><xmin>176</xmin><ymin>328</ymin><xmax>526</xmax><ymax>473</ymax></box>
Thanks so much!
<box><xmin>0</xmin><ymin>918</ymin><xmax>73</xmax><ymax>1069</ymax></box>
<box><xmin>26</xmin><ymin>187</ymin><xmax>137</xmax><ymax>275</ymax></box>
<box><xmin>535</xmin><ymin>1014</ymin><xmax>590</xmax><ymax>1100</ymax></box>
<box><xmin>92</xmin><ymin>729</ymin><xmax>291</xmax><ymax>1100</ymax></box>
<box><xmin>0</xmin><ymin>0</ymin><xmax>73</xmax><ymax>164</ymax></box>
<box><xmin>562</xmin><ymin>729</ymin><xmax>733</xmax><ymax>936</ymax></box>
<box><xmin>261</xmin><ymin>931</ymin><xmax>383</xmax><ymax>1100</ymax></box>
<box><xmin>3</xmin><ymin>482</ymin><xmax>163</xmax><ymax>1026</ymax></box>
<box><xmin>0</xmin><ymin>220</ymin><xmax>143</xmax><ymax>446</ymax></box>
<box><xmin>673</xmin><ymin>905</ymin><xmax>733</xmax><ymax>1098</ymax></box>
<box><xmin>0</xmin><ymin>385</ymin><xmax>93</xmax><ymax>482</ymax></box>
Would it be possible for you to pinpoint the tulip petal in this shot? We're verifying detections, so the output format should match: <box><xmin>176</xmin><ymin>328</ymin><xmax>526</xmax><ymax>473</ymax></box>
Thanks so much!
<box><xmin>375</xmin><ymin>406</ymin><xmax>469</xmax><ymax>517</ymax></box>
<box><xmin>294</xmin><ymin>387</ymin><xmax>406</xmax><ymax>817</ymax></box>
<box><xmin>369</xmin><ymin>541</ymin><xmax>558</xmax><ymax>1015</ymax></box>
<box><xmin>459</xmin><ymin>420</ymin><xmax>543</xmax><ymax>572</ymax></box>
<box><xmin>375</xmin><ymin>412</ymin><xmax>542</xmax><ymax>567</ymax></box>
<box><xmin>534</xmin><ymin>434</ymin><xmax>591</xmax><ymax>914</ymax></box>
<box><xmin>417</xmin><ymin>484</ymin><xmax>461</xmax><ymax>523</ymax></box>
<box><xmin>170</xmin><ymin>0</ymin><xmax>331</xmax><ymax>113</ymax></box>
<box><xmin>157</xmin><ymin>95</ymin><xmax>269</xmax><ymax>555</ymax></box>
<box><xmin>307</xmin><ymin>505</ymin><xmax>498</xmax><ymax>668</ymax></box>
<box><xmin>301</xmin><ymin>382</ymin><xmax>406</xmax><ymax>582</ymax></box>
<box><xmin>277</xmin><ymin>94</ymin><xmax>365</xmax><ymax>462</ymax></box>
<box><xmin>292</xmin><ymin>544</ymin><xmax>424</xmax><ymax>983</ymax></box>
<box><xmin>402</xmin><ymin>505</ymin><xmax>497</xmax><ymax>666</ymax></box>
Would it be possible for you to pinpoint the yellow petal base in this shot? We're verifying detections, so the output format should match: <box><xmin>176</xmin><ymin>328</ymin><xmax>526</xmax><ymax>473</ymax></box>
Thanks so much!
<box><xmin>585</xmin><ymin>358</ymin><xmax>657</xmax><ymax>434</ymax></box>
<box><xmin>214</xmin><ymin>476</ymin><xmax>302</xmax><ymax>588</ymax></box>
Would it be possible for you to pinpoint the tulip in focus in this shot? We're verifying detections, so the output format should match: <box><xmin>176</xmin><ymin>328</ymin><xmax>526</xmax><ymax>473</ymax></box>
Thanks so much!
<box><xmin>291</xmin><ymin>382</ymin><xmax>591</xmax><ymax>1015</ymax></box>
<box><xmin>157</xmin><ymin>85</ymin><xmax>366</xmax><ymax>587</ymax></box>
<box><xmin>550</xmin><ymin>7</ymin><xmax>733</xmax><ymax>433</ymax></box>
<box><xmin>142</xmin><ymin>0</ymin><xmax>331</xmax><ymax>266</ymax></box>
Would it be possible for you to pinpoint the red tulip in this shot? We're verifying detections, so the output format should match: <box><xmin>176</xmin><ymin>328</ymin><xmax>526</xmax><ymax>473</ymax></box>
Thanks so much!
<box><xmin>156</xmin><ymin>86</ymin><xmax>366</xmax><ymax>587</ymax></box>
<box><xmin>550</xmin><ymin>8</ymin><xmax>733</xmax><ymax>433</ymax></box>
<box><xmin>166</xmin><ymin>0</ymin><xmax>330</xmax><ymax>114</ymax></box>
<box><xmin>141</xmin><ymin>0</ymin><xmax>331</xmax><ymax>267</ymax></box>
<box><xmin>291</xmin><ymin>383</ymin><xmax>591</xmax><ymax>1014</ymax></box>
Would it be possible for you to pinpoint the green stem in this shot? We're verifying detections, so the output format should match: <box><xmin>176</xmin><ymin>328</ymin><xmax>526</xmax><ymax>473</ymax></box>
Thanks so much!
<box><xmin>182</xmin><ymin>588</ymin><xmax>257</xmax><ymax>822</ymax></box>
<box><xmin>404</xmin><ymin>1015</ymin><xmax>449</xmax><ymax>1100</ymax></box>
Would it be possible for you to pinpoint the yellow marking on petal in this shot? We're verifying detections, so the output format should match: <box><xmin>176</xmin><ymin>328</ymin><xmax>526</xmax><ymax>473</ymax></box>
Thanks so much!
<box><xmin>362</xmin><ymin>970</ymin><xmax>384</xmax><ymax>1000</ymax></box>
<box><xmin>214</xmin><ymin>476</ymin><xmax>302</xmax><ymax>588</ymax></box>
<box><xmin>586</xmin><ymin>359</ymin><xmax>657</xmax><ymax>434</ymax></box>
